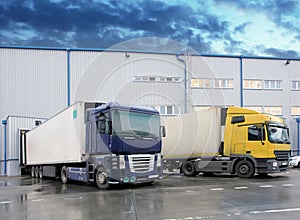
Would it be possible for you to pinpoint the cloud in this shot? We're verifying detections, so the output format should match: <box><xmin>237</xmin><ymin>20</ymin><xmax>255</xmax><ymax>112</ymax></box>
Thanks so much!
<box><xmin>263</xmin><ymin>47</ymin><xmax>299</xmax><ymax>58</ymax></box>
<box><xmin>234</xmin><ymin>22</ymin><xmax>251</xmax><ymax>33</ymax></box>
<box><xmin>0</xmin><ymin>0</ymin><xmax>299</xmax><ymax>58</ymax></box>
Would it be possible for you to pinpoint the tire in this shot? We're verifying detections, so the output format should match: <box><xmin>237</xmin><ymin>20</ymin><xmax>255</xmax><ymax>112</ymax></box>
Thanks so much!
<box><xmin>236</xmin><ymin>160</ymin><xmax>255</xmax><ymax>178</ymax></box>
<box><xmin>35</xmin><ymin>166</ymin><xmax>39</xmax><ymax>178</ymax></box>
<box><xmin>297</xmin><ymin>162</ymin><xmax>300</xmax><ymax>168</ymax></box>
<box><xmin>31</xmin><ymin>166</ymin><xmax>35</xmax><ymax>178</ymax></box>
<box><xmin>95</xmin><ymin>168</ymin><xmax>109</xmax><ymax>190</ymax></box>
<box><xmin>38</xmin><ymin>166</ymin><xmax>43</xmax><ymax>179</ymax></box>
<box><xmin>61</xmin><ymin>166</ymin><xmax>68</xmax><ymax>184</ymax></box>
<box><xmin>181</xmin><ymin>161</ymin><xmax>196</xmax><ymax>177</ymax></box>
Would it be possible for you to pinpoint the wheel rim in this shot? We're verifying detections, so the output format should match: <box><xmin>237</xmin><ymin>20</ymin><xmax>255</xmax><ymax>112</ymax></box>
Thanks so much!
<box><xmin>239</xmin><ymin>164</ymin><xmax>250</xmax><ymax>174</ymax></box>
<box><xmin>31</xmin><ymin>167</ymin><xmax>35</xmax><ymax>177</ymax></box>
<box><xmin>39</xmin><ymin>167</ymin><xmax>43</xmax><ymax>179</ymax></box>
<box><xmin>186</xmin><ymin>165</ymin><xmax>192</xmax><ymax>172</ymax></box>
<box><xmin>97</xmin><ymin>172</ymin><xmax>107</xmax><ymax>185</ymax></box>
<box><xmin>35</xmin><ymin>166</ymin><xmax>39</xmax><ymax>177</ymax></box>
<box><xmin>61</xmin><ymin>167</ymin><xmax>68</xmax><ymax>184</ymax></box>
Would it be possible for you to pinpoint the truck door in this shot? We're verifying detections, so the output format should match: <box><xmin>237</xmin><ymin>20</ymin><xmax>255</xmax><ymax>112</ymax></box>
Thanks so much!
<box><xmin>231</xmin><ymin>125</ymin><xmax>246</xmax><ymax>155</ymax></box>
<box><xmin>245</xmin><ymin>125</ymin><xmax>269</xmax><ymax>158</ymax></box>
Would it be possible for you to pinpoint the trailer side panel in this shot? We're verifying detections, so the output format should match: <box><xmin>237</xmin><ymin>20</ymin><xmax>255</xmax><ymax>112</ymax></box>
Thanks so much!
<box><xmin>26</xmin><ymin>102</ymin><xmax>86</xmax><ymax>165</ymax></box>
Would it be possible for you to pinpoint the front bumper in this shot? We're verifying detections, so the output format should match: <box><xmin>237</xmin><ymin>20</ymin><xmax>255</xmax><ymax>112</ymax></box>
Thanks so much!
<box><xmin>108</xmin><ymin>173</ymin><xmax>162</xmax><ymax>184</ymax></box>
<box><xmin>257</xmin><ymin>159</ymin><xmax>289</xmax><ymax>174</ymax></box>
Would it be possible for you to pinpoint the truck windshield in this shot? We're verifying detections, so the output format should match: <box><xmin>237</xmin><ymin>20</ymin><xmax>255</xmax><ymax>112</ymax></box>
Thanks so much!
<box><xmin>111</xmin><ymin>110</ymin><xmax>160</xmax><ymax>139</ymax></box>
<box><xmin>267</xmin><ymin>124</ymin><xmax>290</xmax><ymax>144</ymax></box>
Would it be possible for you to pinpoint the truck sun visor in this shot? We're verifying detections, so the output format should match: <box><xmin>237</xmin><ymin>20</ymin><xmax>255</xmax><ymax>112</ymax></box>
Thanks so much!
<box><xmin>231</xmin><ymin>116</ymin><xmax>245</xmax><ymax>124</ymax></box>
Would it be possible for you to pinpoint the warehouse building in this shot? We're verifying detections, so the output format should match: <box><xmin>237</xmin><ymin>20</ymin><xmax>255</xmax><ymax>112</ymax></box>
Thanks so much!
<box><xmin>1</xmin><ymin>45</ymin><xmax>300</xmax><ymax>176</ymax></box>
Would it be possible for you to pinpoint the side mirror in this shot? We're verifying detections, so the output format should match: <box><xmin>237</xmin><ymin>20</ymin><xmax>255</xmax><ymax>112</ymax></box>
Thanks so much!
<box><xmin>161</xmin><ymin>126</ymin><xmax>166</xmax><ymax>137</ymax></box>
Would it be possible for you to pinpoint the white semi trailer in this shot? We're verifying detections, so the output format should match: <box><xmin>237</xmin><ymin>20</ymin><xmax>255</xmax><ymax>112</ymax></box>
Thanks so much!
<box><xmin>22</xmin><ymin>101</ymin><xmax>163</xmax><ymax>189</ymax></box>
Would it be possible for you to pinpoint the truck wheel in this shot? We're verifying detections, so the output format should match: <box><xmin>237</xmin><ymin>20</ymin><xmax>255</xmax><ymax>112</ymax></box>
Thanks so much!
<box><xmin>38</xmin><ymin>166</ymin><xmax>43</xmax><ymax>179</ymax></box>
<box><xmin>236</xmin><ymin>160</ymin><xmax>255</xmax><ymax>178</ymax></box>
<box><xmin>61</xmin><ymin>166</ymin><xmax>68</xmax><ymax>184</ymax></box>
<box><xmin>95</xmin><ymin>169</ymin><xmax>109</xmax><ymax>190</ymax></box>
<box><xmin>181</xmin><ymin>161</ymin><xmax>196</xmax><ymax>176</ymax></box>
<box><xmin>35</xmin><ymin>166</ymin><xmax>39</xmax><ymax>178</ymax></box>
<box><xmin>31</xmin><ymin>166</ymin><xmax>35</xmax><ymax>178</ymax></box>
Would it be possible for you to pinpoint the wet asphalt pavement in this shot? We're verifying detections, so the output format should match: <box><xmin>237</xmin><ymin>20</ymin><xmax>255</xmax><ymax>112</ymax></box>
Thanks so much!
<box><xmin>1</xmin><ymin>169</ymin><xmax>300</xmax><ymax>220</ymax></box>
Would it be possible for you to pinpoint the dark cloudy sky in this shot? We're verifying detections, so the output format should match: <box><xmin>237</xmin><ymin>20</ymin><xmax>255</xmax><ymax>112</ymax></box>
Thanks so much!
<box><xmin>0</xmin><ymin>0</ymin><xmax>299</xmax><ymax>58</ymax></box>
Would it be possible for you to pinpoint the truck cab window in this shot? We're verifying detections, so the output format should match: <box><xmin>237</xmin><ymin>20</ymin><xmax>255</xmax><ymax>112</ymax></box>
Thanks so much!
<box><xmin>267</xmin><ymin>124</ymin><xmax>290</xmax><ymax>144</ymax></box>
<box><xmin>96</xmin><ymin>113</ymin><xmax>110</xmax><ymax>134</ymax></box>
<box><xmin>248</xmin><ymin>125</ymin><xmax>265</xmax><ymax>141</ymax></box>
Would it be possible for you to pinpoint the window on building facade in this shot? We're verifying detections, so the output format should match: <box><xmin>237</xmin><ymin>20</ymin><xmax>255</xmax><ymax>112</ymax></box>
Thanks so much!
<box><xmin>264</xmin><ymin>80</ymin><xmax>282</xmax><ymax>90</ymax></box>
<box><xmin>243</xmin><ymin>80</ymin><xmax>262</xmax><ymax>89</ymax></box>
<box><xmin>149</xmin><ymin>76</ymin><xmax>156</xmax><ymax>81</ymax></box>
<box><xmin>133</xmin><ymin>76</ymin><xmax>180</xmax><ymax>83</ymax></box>
<box><xmin>150</xmin><ymin>105</ymin><xmax>179</xmax><ymax>115</ymax></box>
<box><xmin>214</xmin><ymin>79</ymin><xmax>233</xmax><ymax>89</ymax></box>
<box><xmin>264</xmin><ymin>106</ymin><xmax>283</xmax><ymax>115</ymax></box>
<box><xmin>291</xmin><ymin>107</ymin><xmax>300</xmax><ymax>115</ymax></box>
<box><xmin>191</xmin><ymin>78</ymin><xmax>211</xmax><ymax>88</ymax></box>
<box><xmin>291</xmin><ymin>81</ymin><xmax>300</xmax><ymax>90</ymax></box>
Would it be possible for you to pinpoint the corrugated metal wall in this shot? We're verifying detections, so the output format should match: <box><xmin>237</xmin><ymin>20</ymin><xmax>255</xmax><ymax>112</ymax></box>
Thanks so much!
<box><xmin>1</xmin><ymin>47</ymin><xmax>300</xmax><ymax>175</ymax></box>
<box><xmin>189</xmin><ymin>56</ymin><xmax>241</xmax><ymax>106</ymax></box>
<box><xmin>243</xmin><ymin>58</ymin><xmax>299</xmax><ymax>152</ymax></box>
<box><xmin>0</xmin><ymin>48</ymin><xmax>68</xmax><ymax>116</ymax></box>
<box><xmin>3</xmin><ymin>116</ymin><xmax>47</xmax><ymax>176</ymax></box>
<box><xmin>0</xmin><ymin>48</ymin><xmax>68</xmax><ymax>175</ymax></box>
<box><xmin>70</xmin><ymin>51</ymin><xmax>185</xmax><ymax>111</ymax></box>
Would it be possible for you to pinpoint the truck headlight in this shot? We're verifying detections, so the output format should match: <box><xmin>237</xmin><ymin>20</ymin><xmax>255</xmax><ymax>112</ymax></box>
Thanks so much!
<box><xmin>119</xmin><ymin>155</ymin><xmax>126</xmax><ymax>169</ymax></box>
<box><xmin>157</xmin><ymin>154</ymin><xmax>161</xmax><ymax>167</ymax></box>
<box><xmin>273</xmin><ymin>162</ymin><xmax>278</xmax><ymax>167</ymax></box>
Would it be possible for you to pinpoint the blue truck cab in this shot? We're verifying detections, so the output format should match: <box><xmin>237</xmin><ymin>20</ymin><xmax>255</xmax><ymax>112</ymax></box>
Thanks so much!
<box><xmin>68</xmin><ymin>102</ymin><xmax>163</xmax><ymax>189</ymax></box>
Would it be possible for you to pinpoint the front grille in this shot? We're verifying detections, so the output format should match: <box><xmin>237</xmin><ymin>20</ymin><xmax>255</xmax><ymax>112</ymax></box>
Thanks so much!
<box><xmin>274</xmin><ymin>151</ymin><xmax>290</xmax><ymax>161</ymax></box>
<box><xmin>128</xmin><ymin>154</ymin><xmax>155</xmax><ymax>173</ymax></box>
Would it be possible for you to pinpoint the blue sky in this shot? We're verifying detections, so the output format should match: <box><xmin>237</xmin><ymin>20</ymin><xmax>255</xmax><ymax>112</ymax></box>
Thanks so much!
<box><xmin>0</xmin><ymin>0</ymin><xmax>299</xmax><ymax>58</ymax></box>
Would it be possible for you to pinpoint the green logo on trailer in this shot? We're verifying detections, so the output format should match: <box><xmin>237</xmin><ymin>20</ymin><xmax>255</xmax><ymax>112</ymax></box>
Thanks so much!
<box><xmin>73</xmin><ymin>110</ymin><xmax>77</xmax><ymax>119</ymax></box>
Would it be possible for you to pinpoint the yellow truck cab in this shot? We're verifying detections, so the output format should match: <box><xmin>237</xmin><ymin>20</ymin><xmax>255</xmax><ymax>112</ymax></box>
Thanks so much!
<box><xmin>162</xmin><ymin>106</ymin><xmax>290</xmax><ymax>178</ymax></box>
<box><xmin>224</xmin><ymin>106</ymin><xmax>290</xmax><ymax>177</ymax></box>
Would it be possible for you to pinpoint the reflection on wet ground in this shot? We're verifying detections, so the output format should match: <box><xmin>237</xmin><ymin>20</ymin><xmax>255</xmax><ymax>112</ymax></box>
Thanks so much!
<box><xmin>0</xmin><ymin>170</ymin><xmax>300</xmax><ymax>220</ymax></box>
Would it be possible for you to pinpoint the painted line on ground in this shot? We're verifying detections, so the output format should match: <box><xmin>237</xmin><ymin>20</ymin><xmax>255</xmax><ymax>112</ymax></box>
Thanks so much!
<box><xmin>64</xmin><ymin>197</ymin><xmax>83</xmax><ymax>201</ymax></box>
<box><xmin>250</xmin><ymin>207</ymin><xmax>300</xmax><ymax>214</ymax></box>
<box><xmin>234</xmin><ymin>186</ymin><xmax>248</xmax><ymax>190</ymax></box>
<box><xmin>282</xmin><ymin>183</ymin><xmax>294</xmax><ymax>187</ymax></box>
<box><xmin>259</xmin><ymin>185</ymin><xmax>273</xmax><ymax>188</ymax></box>
<box><xmin>32</xmin><ymin>199</ymin><xmax>45</xmax><ymax>202</ymax></box>
<box><xmin>211</xmin><ymin>188</ymin><xmax>224</xmax><ymax>191</ymax></box>
<box><xmin>163</xmin><ymin>215</ymin><xmax>215</xmax><ymax>220</ymax></box>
